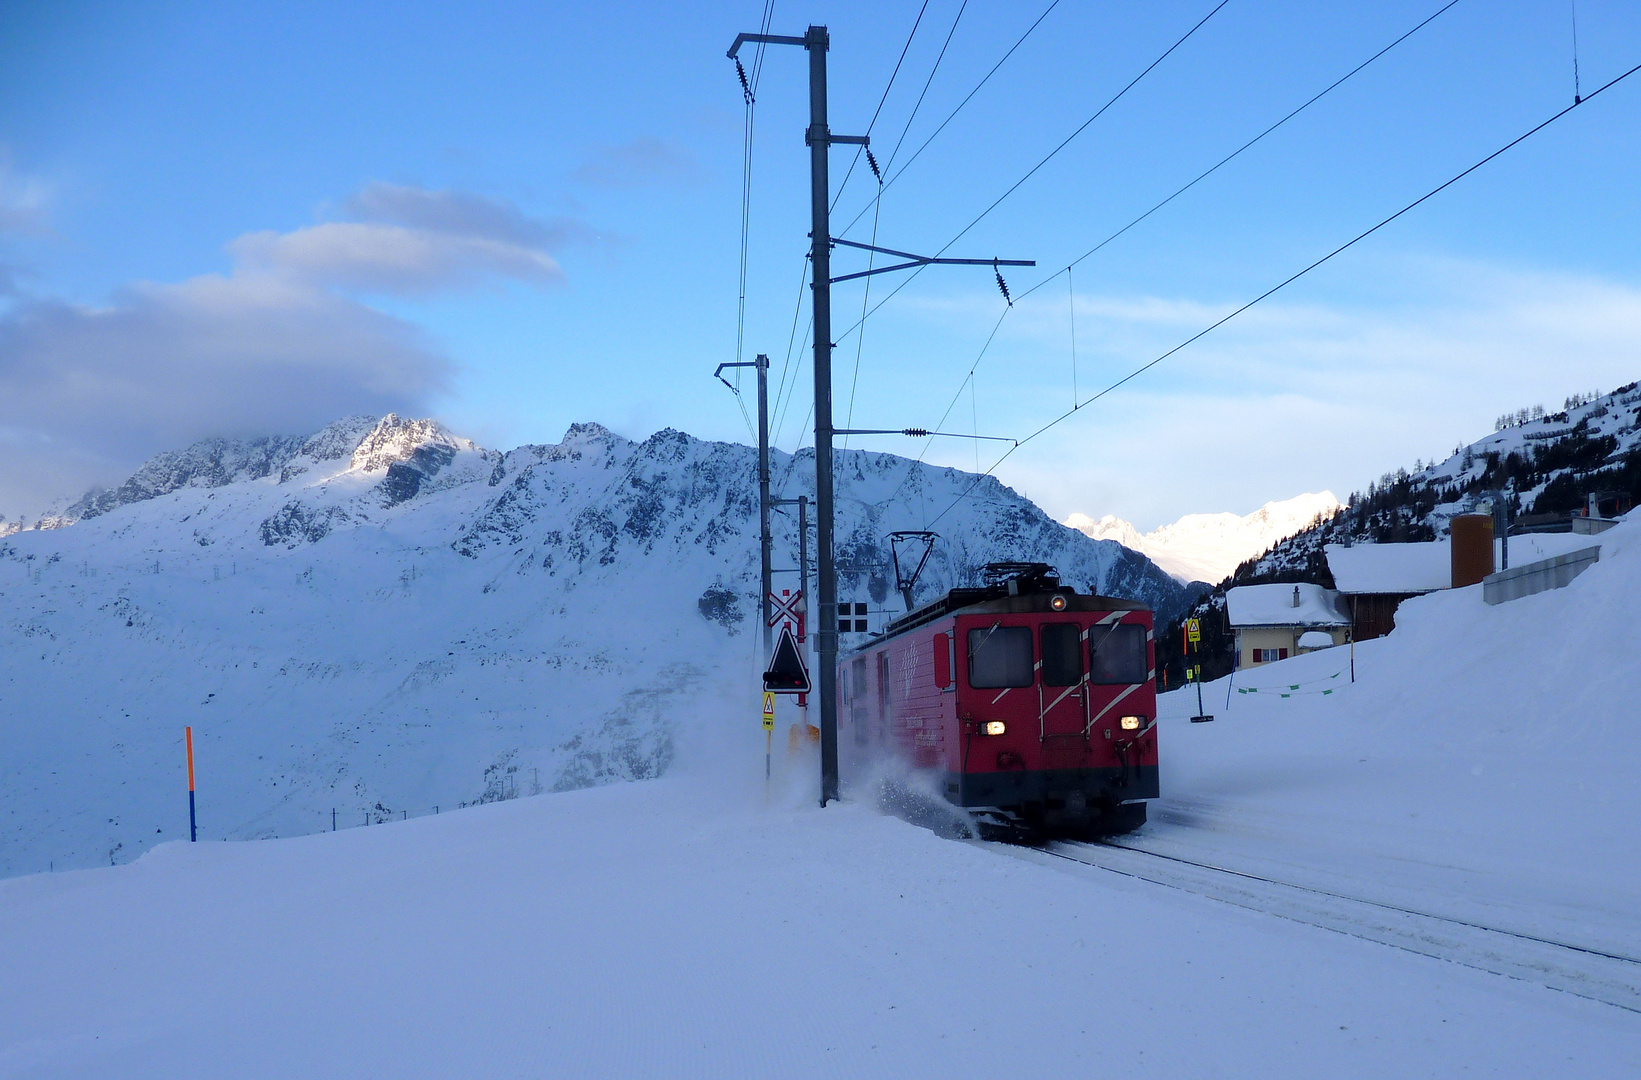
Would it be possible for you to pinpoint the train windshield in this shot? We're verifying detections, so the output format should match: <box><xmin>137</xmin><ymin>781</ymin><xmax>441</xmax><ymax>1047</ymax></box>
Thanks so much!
<box><xmin>967</xmin><ymin>626</ymin><xmax>1033</xmax><ymax>688</ymax></box>
<box><xmin>1090</xmin><ymin>623</ymin><xmax>1148</xmax><ymax>684</ymax></box>
<box><xmin>1040</xmin><ymin>623</ymin><xmax>1082</xmax><ymax>686</ymax></box>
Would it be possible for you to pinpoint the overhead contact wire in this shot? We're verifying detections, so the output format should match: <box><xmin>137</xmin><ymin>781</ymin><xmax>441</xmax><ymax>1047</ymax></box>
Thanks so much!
<box><xmin>923</xmin><ymin>56</ymin><xmax>1641</xmax><ymax>530</ymax></box>
<box><xmin>832</xmin><ymin>0</ymin><xmax>930</xmax><ymax>214</ymax></box>
<box><xmin>836</xmin><ymin>0</ymin><xmax>1232</xmax><ymax>346</ymax></box>
<box><xmin>837</xmin><ymin>0</ymin><xmax>1063</xmax><ymax>240</ymax></box>
<box><xmin>918</xmin><ymin>0</ymin><xmax>1470</xmax><ymax>475</ymax></box>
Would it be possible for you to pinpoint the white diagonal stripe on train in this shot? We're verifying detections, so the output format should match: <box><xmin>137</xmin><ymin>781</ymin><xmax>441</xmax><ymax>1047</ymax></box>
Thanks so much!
<box><xmin>1086</xmin><ymin>682</ymin><xmax>1142</xmax><ymax>733</ymax></box>
<box><xmin>1040</xmin><ymin>681</ymin><xmax>1082</xmax><ymax>716</ymax></box>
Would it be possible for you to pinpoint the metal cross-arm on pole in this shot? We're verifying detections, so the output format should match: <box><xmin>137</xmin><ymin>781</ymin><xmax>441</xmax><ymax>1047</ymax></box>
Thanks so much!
<box><xmin>715</xmin><ymin>357</ymin><xmax>773</xmax><ymax>659</ymax></box>
<box><xmin>728</xmin><ymin>32</ymin><xmax>808</xmax><ymax>57</ymax></box>
<box><xmin>828</xmin><ymin>238</ymin><xmax>1034</xmax><ymax>285</ymax></box>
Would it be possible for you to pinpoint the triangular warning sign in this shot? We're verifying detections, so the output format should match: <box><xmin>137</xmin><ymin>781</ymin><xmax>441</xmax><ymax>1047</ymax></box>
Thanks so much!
<box><xmin>763</xmin><ymin>625</ymin><xmax>811</xmax><ymax>694</ymax></box>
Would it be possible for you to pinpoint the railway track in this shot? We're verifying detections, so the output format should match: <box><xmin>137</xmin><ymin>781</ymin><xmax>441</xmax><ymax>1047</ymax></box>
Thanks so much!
<box><xmin>988</xmin><ymin>837</ymin><xmax>1641</xmax><ymax>1014</ymax></box>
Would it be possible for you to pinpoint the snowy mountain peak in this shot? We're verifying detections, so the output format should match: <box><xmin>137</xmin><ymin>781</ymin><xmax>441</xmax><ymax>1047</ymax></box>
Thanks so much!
<box><xmin>1064</xmin><ymin>513</ymin><xmax>1145</xmax><ymax>551</ymax></box>
<box><xmin>1067</xmin><ymin>491</ymin><xmax>1344</xmax><ymax>585</ymax></box>
<box><xmin>349</xmin><ymin>414</ymin><xmax>475</xmax><ymax>474</ymax></box>
<box><xmin>298</xmin><ymin>415</ymin><xmax>382</xmax><ymax>463</ymax></box>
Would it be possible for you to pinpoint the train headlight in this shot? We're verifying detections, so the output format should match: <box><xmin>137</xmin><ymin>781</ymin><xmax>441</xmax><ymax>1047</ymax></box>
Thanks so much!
<box><xmin>1050</xmin><ymin>594</ymin><xmax>1067</xmax><ymax>611</ymax></box>
<box><xmin>982</xmin><ymin>720</ymin><xmax>1006</xmax><ymax>736</ymax></box>
<box><xmin>1120</xmin><ymin>715</ymin><xmax>1142</xmax><ymax>731</ymax></box>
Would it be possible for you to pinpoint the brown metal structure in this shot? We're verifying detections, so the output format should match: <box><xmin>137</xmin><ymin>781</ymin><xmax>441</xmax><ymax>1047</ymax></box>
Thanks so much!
<box><xmin>1450</xmin><ymin>514</ymin><xmax>1495</xmax><ymax>589</ymax></box>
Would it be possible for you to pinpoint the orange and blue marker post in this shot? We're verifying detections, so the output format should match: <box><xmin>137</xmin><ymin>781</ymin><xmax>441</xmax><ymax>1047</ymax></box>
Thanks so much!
<box><xmin>185</xmin><ymin>726</ymin><xmax>197</xmax><ymax>842</ymax></box>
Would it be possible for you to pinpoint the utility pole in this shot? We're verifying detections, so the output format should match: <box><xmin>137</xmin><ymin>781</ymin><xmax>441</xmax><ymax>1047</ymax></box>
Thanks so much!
<box><xmin>728</xmin><ymin>26</ymin><xmax>1031</xmax><ymax>806</ymax></box>
<box><xmin>716</xmin><ymin>354</ymin><xmax>773</xmax><ymax>659</ymax></box>
<box><xmin>730</xmin><ymin>25</ymin><xmax>864</xmax><ymax>805</ymax></box>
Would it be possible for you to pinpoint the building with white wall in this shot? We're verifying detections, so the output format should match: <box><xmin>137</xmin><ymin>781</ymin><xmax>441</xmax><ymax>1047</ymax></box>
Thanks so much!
<box><xmin>1226</xmin><ymin>583</ymin><xmax>1351</xmax><ymax>667</ymax></box>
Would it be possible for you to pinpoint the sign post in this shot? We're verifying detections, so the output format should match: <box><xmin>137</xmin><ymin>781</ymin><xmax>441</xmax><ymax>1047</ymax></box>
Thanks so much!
<box><xmin>1186</xmin><ymin>618</ymin><xmax>1214</xmax><ymax>723</ymax></box>
<box><xmin>185</xmin><ymin>725</ymin><xmax>197</xmax><ymax>842</ymax></box>
<box><xmin>762</xmin><ymin>691</ymin><xmax>776</xmax><ymax>789</ymax></box>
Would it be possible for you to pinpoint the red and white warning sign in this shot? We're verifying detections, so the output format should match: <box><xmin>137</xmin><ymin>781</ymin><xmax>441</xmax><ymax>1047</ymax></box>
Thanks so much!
<box><xmin>768</xmin><ymin>589</ymin><xmax>805</xmax><ymax>629</ymax></box>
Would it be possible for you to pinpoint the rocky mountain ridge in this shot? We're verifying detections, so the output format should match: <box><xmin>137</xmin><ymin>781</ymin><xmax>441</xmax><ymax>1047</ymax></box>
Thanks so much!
<box><xmin>0</xmin><ymin>414</ymin><xmax>1193</xmax><ymax>876</ymax></box>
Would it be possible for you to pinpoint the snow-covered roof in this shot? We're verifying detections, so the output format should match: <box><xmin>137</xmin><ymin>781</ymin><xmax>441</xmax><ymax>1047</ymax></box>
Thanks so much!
<box><xmin>1297</xmin><ymin>630</ymin><xmax>1337</xmax><ymax>649</ymax></box>
<box><xmin>1325</xmin><ymin>542</ymin><xmax>1451</xmax><ymax>595</ymax></box>
<box><xmin>1325</xmin><ymin>534</ymin><xmax>1607</xmax><ymax>595</ymax></box>
<box><xmin>1226</xmin><ymin>583</ymin><xmax>1350</xmax><ymax>628</ymax></box>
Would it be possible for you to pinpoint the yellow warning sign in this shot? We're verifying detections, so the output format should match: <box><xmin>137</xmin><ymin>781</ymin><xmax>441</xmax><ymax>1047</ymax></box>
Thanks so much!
<box><xmin>1186</xmin><ymin>618</ymin><xmax>1201</xmax><ymax>644</ymax></box>
<box><xmin>761</xmin><ymin>691</ymin><xmax>775</xmax><ymax>731</ymax></box>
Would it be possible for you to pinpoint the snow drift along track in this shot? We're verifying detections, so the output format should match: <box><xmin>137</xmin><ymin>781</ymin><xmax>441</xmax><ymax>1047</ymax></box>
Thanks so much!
<box><xmin>990</xmin><ymin>839</ymin><xmax>1641</xmax><ymax>1014</ymax></box>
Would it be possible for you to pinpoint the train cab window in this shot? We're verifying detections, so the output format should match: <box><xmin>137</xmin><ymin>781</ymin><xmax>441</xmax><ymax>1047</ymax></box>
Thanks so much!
<box><xmin>850</xmin><ymin>657</ymin><xmax>869</xmax><ymax>745</ymax></box>
<box><xmin>1040</xmin><ymin>623</ymin><xmax>1083</xmax><ymax>686</ymax></box>
<box><xmin>877</xmin><ymin>652</ymin><xmax>892</xmax><ymax>717</ymax></box>
<box><xmin>1090</xmin><ymin>623</ymin><xmax>1148</xmax><ymax>684</ymax></box>
<box><xmin>933</xmin><ymin>633</ymin><xmax>953</xmax><ymax>689</ymax></box>
<box><xmin>967</xmin><ymin>625</ymin><xmax>1033</xmax><ymax>688</ymax></box>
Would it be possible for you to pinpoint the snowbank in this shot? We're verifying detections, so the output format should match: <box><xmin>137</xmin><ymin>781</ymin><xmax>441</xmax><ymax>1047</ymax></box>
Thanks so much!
<box><xmin>1159</xmin><ymin>513</ymin><xmax>1641</xmax><ymax>955</ymax></box>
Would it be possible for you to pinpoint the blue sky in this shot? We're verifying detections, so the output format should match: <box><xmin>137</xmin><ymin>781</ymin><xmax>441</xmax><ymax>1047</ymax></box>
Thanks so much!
<box><xmin>3</xmin><ymin>0</ymin><xmax>1639</xmax><ymax>529</ymax></box>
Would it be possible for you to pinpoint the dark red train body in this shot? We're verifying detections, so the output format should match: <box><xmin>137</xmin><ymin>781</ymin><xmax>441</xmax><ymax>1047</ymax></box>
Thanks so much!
<box><xmin>840</xmin><ymin>565</ymin><xmax>1159</xmax><ymax>835</ymax></box>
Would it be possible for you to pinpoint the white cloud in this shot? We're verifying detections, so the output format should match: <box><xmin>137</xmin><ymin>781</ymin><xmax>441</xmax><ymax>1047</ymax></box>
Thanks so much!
<box><xmin>0</xmin><ymin>181</ymin><xmax>586</xmax><ymax>517</ymax></box>
<box><xmin>229</xmin><ymin>222</ymin><xmax>562</xmax><ymax>295</ymax></box>
<box><xmin>0</xmin><ymin>151</ymin><xmax>52</xmax><ymax>236</ymax></box>
<box><xmin>0</xmin><ymin>272</ymin><xmax>451</xmax><ymax>517</ymax></box>
<box><xmin>573</xmin><ymin>137</ymin><xmax>701</xmax><ymax>188</ymax></box>
<box><xmin>342</xmin><ymin>181</ymin><xmax>594</xmax><ymax>248</ymax></box>
<box><xmin>226</xmin><ymin>182</ymin><xmax>593</xmax><ymax>297</ymax></box>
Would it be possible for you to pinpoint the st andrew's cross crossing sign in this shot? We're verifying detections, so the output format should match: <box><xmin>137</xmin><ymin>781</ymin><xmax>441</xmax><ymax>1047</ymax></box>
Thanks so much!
<box><xmin>763</xmin><ymin>625</ymin><xmax>811</xmax><ymax>694</ymax></box>
<box><xmin>768</xmin><ymin>589</ymin><xmax>804</xmax><ymax>629</ymax></box>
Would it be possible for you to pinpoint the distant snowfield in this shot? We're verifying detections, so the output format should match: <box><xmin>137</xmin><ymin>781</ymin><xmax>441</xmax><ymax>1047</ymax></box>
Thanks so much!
<box><xmin>1067</xmin><ymin>491</ymin><xmax>1343</xmax><ymax>584</ymax></box>
<box><xmin>2</xmin><ymin>519</ymin><xmax>1638</xmax><ymax>1076</ymax></box>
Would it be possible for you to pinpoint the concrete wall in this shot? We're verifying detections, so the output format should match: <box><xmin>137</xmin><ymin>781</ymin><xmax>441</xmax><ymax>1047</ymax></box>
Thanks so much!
<box><xmin>1572</xmin><ymin>516</ymin><xmax>1620</xmax><ymax>536</ymax></box>
<box><xmin>1482</xmin><ymin>546</ymin><xmax>1600</xmax><ymax>606</ymax></box>
<box><xmin>1234</xmin><ymin>626</ymin><xmax>1348</xmax><ymax>667</ymax></box>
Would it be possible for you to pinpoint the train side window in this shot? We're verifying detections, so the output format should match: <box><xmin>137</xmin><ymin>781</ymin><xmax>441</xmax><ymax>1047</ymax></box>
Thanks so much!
<box><xmin>967</xmin><ymin>625</ymin><xmax>1033</xmax><ymax>688</ymax></box>
<box><xmin>933</xmin><ymin>633</ymin><xmax>952</xmax><ymax>689</ymax></box>
<box><xmin>1090</xmin><ymin>623</ymin><xmax>1148</xmax><ymax>684</ymax></box>
<box><xmin>851</xmin><ymin>657</ymin><xmax>869</xmax><ymax>745</ymax></box>
<box><xmin>877</xmin><ymin>652</ymin><xmax>892</xmax><ymax>718</ymax></box>
<box><xmin>1041</xmin><ymin>623</ymin><xmax>1082</xmax><ymax>686</ymax></box>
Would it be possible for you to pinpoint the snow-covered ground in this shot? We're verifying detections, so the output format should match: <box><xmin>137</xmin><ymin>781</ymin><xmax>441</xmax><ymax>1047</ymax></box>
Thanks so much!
<box><xmin>1067</xmin><ymin>491</ymin><xmax>1343</xmax><ymax>584</ymax></box>
<box><xmin>3</xmin><ymin>770</ymin><xmax>1637</xmax><ymax>1078</ymax></box>
<box><xmin>2</xmin><ymin>516</ymin><xmax>1637</xmax><ymax>1077</ymax></box>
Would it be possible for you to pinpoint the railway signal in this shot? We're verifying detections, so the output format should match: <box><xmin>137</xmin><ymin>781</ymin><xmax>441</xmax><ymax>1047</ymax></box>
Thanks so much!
<box><xmin>763</xmin><ymin>625</ymin><xmax>812</xmax><ymax>694</ymax></box>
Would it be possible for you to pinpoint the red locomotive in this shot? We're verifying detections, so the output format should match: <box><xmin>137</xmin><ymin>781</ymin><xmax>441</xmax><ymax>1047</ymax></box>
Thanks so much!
<box><xmin>840</xmin><ymin>563</ymin><xmax>1158</xmax><ymax>837</ymax></box>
